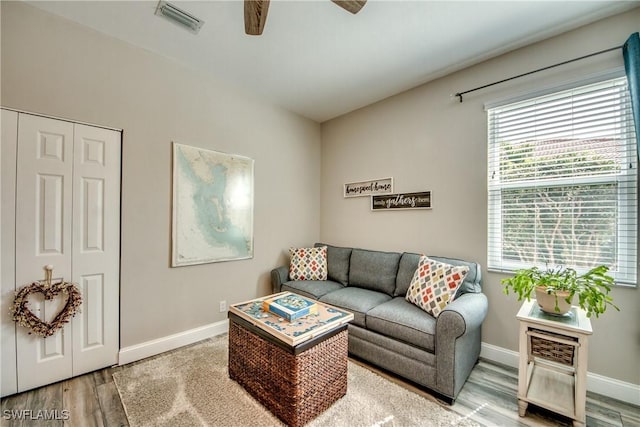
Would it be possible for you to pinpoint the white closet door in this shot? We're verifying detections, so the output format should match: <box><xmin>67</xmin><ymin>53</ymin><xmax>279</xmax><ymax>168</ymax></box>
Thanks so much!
<box><xmin>15</xmin><ymin>114</ymin><xmax>74</xmax><ymax>391</ymax></box>
<box><xmin>71</xmin><ymin>124</ymin><xmax>120</xmax><ymax>375</ymax></box>
<box><xmin>1</xmin><ymin>109</ymin><xmax>18</xmax><ymax>396</ymax></box>
<box><xmin>13</xmin><ymin>114</ymin><xmax>121</xmax><ymax>392</ymax></box>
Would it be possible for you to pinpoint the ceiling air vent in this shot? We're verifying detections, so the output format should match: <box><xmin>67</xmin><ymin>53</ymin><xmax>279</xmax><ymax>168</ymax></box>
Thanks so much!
<box><xmin>155</xmin><ymin>1</ymin><xmax>204</xmax><ymax>34</ymax></box>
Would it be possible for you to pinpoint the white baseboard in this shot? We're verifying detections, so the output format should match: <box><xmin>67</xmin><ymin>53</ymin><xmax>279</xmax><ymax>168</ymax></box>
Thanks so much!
<box><xmin>586</xmin><ymin>372</ymin><xmax>640</xmax><ymax>407</ymax></box>
<box><xmin>480</xmin><ymin>342</ymin><xmax>519</xmax><ymax>367</ymax></box>
<box><xmin>481</xmin><ymin>342</ymin><xmax>640</xmax><ymax>406</ymax></box>
<box><xmin>118</xmin><ymin>319</ymin><xmax>229</xmax><ymax>365</ymax></box>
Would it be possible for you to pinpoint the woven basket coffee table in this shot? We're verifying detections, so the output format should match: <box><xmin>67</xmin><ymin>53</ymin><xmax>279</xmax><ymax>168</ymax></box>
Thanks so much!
<box><xmin>228</xmin><ymin>292</ymin><xmax>354</xmax><ymax>427</ymax></box>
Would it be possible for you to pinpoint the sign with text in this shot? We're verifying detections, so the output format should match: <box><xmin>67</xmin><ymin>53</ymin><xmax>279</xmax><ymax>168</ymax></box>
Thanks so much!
<box><xmin>371</xmin><ymin>191</ymin><xmax>432</xmax><ymax>211</ymax></box>
<box><xmin>344</xmin><ymin>177</ymin><xmax>393</xmax><ymax>198</ymax></box>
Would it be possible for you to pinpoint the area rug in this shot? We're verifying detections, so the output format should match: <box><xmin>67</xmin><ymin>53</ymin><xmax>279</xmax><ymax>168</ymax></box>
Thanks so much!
<box><xmin>113</xmin><ymin>335</ymin><xmax>478</xmax><ymax>427</ymax></box>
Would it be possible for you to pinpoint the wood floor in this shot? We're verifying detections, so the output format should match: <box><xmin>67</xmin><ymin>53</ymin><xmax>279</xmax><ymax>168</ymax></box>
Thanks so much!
<box><xmin>360</xmin><ymin>359</ymin><xmax>640</xmax><ymax>427</ymax></box>
<box><xmin>2</xmin><ymin>342</ymin><xmax>638</xmax><ymax>427</ymax></box>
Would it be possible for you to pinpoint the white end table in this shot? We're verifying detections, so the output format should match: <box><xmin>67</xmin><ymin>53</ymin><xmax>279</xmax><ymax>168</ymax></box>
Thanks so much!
<box><xmin>516</xmin><ymin>299</ymin><xmax>592</xmax><ymax>427</ymax></box>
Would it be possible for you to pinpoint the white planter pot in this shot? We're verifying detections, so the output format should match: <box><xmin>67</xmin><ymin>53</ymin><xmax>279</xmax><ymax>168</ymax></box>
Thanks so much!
<box><xmin>535</xmin><ymin>286</ymin><xmax>573</xmax><ymax>315</ymax></box>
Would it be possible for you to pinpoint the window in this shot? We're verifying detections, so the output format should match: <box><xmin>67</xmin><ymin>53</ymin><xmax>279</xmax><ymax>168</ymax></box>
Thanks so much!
<box><xmin>488</xmin><ymin>76</ymin><xmax>637</xmax><ymax>284</ymax></box>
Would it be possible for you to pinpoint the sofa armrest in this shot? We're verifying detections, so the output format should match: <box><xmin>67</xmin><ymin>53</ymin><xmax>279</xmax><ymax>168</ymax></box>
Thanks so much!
<box><xmin>435</xmin><ymin>292</ymin><xmax>488</xmax><ymax>400</ymax></box>
<box><xmin>270</xmin><ymin>265</ymin><xmax>289</xmax><ymax>293</ymax></box>
<box><xmin>438</xmin><ymin>292</ymin><xmax>488</xmax><ymax>336</ymax></box>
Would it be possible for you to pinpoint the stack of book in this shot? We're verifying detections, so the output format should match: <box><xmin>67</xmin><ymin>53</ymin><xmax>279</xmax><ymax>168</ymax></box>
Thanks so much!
<box><xmin>263</xmin><ymin>293</ymin><xmax>318</xmax><ymax>321</ymax></box>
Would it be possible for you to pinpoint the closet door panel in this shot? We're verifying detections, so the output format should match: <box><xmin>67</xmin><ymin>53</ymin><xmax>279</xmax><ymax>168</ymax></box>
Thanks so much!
<box><xmin>1</xmin><ymin>109</ymin><xmax>18</xmax><ymax>397</ymax></box>
<box><xmin>15</xmin><ymin>114</ymin><xmax>74</xmax><ymax>392</ymax></box>
<box><xmin>7</xmin><ymin>113</ymin><xmax>120</xmax><ymax>394</ymax></box>
<box><xmin>72</xmin><ymin>124</ymin><xmax>120</xmax><ymax>375</ymax></box>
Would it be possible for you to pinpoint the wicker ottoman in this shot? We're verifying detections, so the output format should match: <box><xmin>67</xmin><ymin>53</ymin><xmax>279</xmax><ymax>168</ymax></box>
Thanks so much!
<box><xmin>228</xmin><ymin>313</ymin><xmax>349</xmax><ymax>427</ymax></box>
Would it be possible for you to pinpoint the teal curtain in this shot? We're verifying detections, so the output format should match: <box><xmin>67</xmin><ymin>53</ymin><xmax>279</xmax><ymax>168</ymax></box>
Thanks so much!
<box><xmin>623</xmin><ymin>32</ymin><xmax>640</xmax><ymax>153</ymax></box>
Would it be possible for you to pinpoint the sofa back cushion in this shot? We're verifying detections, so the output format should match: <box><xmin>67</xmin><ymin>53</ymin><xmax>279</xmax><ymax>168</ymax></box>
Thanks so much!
<box><xmin>428</xmin><ymin>255</ymin><xmax>482</xmax><ymax>298</ymax></box>
<box><xmin>394</xmin><ymin>253</ymin><xmax>482</xmax><ymax>297</ymax></box>
<box><xmin>348</xmin><ymin>248</ymin><xmax>401</xmax><ymax>295</ymax></box>
<box><xmin>394</xmin><ymin>252</ymin><xmax>421</xmax><ymax>296</ymax></box>
<box><xmin>315</xmin><ymin>243</ymin><xmax>352</xmax><ymax>285</ymax></box>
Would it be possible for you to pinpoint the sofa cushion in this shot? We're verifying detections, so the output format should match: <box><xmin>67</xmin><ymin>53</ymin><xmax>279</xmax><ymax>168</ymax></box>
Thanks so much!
<box><xmin>406</xmin><ymin>256</ymin><xmax>468</xmax><ymax>318</ymax></box>
<box><xmin>282</xmin><ymin>280</ymin><xmax>344</xmax><ymax>300</ymax></box>
<box><xmin>319</xmin><ymin>287</ymin><xmax>391</xmax><ymax>328</ymax></box>
<box><xmin>315</xmin><ymin>243</ymin><xmax>352</xmax><ymax>285</ymax></box>
<box><xmin>394</xmin><ymin>252</ymin><xmax>422</xmax><ymax>296</ymax></box>
<box><xmin>366</xmin><ymin>297</ymin><xmax>436</xmax><ymax>353</ymax></box>
<box><xmin>428</xmin><ymin>255</ymin><xmax>482</xmax><ymax>297</ymax></box>
<box><xmin>348</xmin><ymin>249</ymin><xmax>401</xmax><ymax>295</ymax></box>
<box><xmin>289</xmin><ymin>246</ymin><xmax>328</xmax><ymax>281</ymax></box>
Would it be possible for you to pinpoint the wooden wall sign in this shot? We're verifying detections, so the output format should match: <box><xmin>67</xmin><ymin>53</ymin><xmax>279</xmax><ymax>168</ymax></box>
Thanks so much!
<box><xmin>344</xmin><ymin>177</ymin><xmax>393</xmax><ymax>198</ymax></box>
<box><xmin>371</xmin><ymin>191</ymin><xmax>432</xmax><ymax>211</ymax></box>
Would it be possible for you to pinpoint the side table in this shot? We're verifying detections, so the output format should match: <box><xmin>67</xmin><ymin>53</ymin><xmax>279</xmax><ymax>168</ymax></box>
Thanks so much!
<box><xmin>516</xmin><ymin>299</ymin><xmax>592</xmax><ymax>427</ymax></box>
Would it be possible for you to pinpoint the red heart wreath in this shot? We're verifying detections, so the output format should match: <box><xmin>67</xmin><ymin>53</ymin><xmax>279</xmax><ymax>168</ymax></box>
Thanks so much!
<box><xmin>11</xmin><ymin>280</ymin><xmax>82</xmax><ymax>338</ymax></box>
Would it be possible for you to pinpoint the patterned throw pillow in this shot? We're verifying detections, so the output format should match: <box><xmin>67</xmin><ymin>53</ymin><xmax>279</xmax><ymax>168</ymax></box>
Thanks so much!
<box><xmin>405</xmin><ymin>256</ymin><xmax>469</xmax><ymax>317</ymax></box>
<box><xmin>289</xmin><ymin>246</ymin><xmax>328</xmax><ymax>281</ymax></box>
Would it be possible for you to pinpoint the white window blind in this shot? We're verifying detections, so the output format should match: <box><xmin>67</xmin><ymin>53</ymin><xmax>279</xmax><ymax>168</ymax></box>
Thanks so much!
<box><xmin>488</xmin><ymin>76</ymin><xmax>637</xmax><ymax>284</ymax></box>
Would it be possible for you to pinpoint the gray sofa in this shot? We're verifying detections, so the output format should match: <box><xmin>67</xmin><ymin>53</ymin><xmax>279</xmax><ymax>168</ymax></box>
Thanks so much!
<box><xmin>270</xmin><ymin>243</ymin><xmax>488</xmax><ymax>403</ymax></box>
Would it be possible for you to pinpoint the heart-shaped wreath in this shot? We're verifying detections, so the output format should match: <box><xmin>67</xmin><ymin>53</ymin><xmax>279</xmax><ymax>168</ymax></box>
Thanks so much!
<box><xmin>11</xmin><ymin>278</ymin><xmax>82</xmax><ymax>338</ymax></box>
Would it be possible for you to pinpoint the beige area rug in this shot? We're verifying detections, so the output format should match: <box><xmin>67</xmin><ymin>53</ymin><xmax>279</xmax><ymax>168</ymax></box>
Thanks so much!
<box><xmin>113</xmin><ymin>335</ymin><xmax>479</xmax><ymax>427</ymax></box>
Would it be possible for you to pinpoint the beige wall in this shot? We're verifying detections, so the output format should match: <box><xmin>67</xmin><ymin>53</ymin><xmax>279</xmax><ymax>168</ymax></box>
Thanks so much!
<box><xmin>321</xmin><ymin>9</ymin><xmax>640</xmax><ymax>384</ymax></box>
<box><xmin>1</xmin><ymin>1</ymin><xmax>321</xmax><ymax>347</ymax></box>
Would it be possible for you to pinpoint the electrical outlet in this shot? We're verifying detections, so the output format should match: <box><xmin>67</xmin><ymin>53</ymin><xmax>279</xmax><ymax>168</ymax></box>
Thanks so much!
<box><xmin>219</xmin><ymin>300</ymin><xmax>227</xmax><ymax>312</ymax></box>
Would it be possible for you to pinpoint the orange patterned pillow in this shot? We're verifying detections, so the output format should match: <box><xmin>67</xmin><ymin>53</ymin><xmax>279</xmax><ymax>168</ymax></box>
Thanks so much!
<box><xmin>289</xmin><ymin>246</ymin><xmax>328</xmax><ymax>281</ymax></box>
<box><xmin>406</xmin><ymin>256</ymin><xmax>469</xmax><ymax>317</ymax></box>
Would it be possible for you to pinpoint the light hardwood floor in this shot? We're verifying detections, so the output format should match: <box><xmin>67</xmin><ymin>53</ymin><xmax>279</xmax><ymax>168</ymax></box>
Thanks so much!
<box><xmin>360</xmin><ymin>359</ymin><xmax>640</xmax><ymax>427</ymax></box>
<box><xmin>2</xmin><ymin>340</ymin><xmax>638</xmax><ymax>427</ymax></box>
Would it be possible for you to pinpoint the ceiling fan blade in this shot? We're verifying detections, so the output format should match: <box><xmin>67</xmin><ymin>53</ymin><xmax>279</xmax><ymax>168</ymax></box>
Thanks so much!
<box><xmin>331</xmin><ymin>0</ymin><xmax>367</xmax><ymax>14</ymax></box>
<box><xmin>244</xmin><ymin>0</ymin><xmax>270</xmax><ymax>35</ymax></box>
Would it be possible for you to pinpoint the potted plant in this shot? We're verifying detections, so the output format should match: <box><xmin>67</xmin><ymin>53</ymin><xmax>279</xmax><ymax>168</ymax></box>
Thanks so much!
<box><xmin>502</xmin><ymin>265</ymin><xmax>619</xmax><ymax>318</ymax></box>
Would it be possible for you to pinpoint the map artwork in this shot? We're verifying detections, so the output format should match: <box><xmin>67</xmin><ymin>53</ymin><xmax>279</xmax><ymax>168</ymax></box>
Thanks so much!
<box><xmin>172</xmin><ymin>143</ymin><xmax>254</xmax><ymax>266</ymax></box>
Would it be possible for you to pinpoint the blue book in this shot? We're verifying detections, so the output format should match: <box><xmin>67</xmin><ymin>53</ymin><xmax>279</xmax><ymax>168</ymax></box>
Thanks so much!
<box><xmin>263</xmin><ymin>293</ymin><xmax>318</xmax><ymax>321</ymax></box>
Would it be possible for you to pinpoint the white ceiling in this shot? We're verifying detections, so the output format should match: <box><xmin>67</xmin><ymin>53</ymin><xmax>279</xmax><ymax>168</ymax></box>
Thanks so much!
<box><xmin>27</xmin><ymin>0</ymin><xmax>640</xmax><ymax>122</ymax></box>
